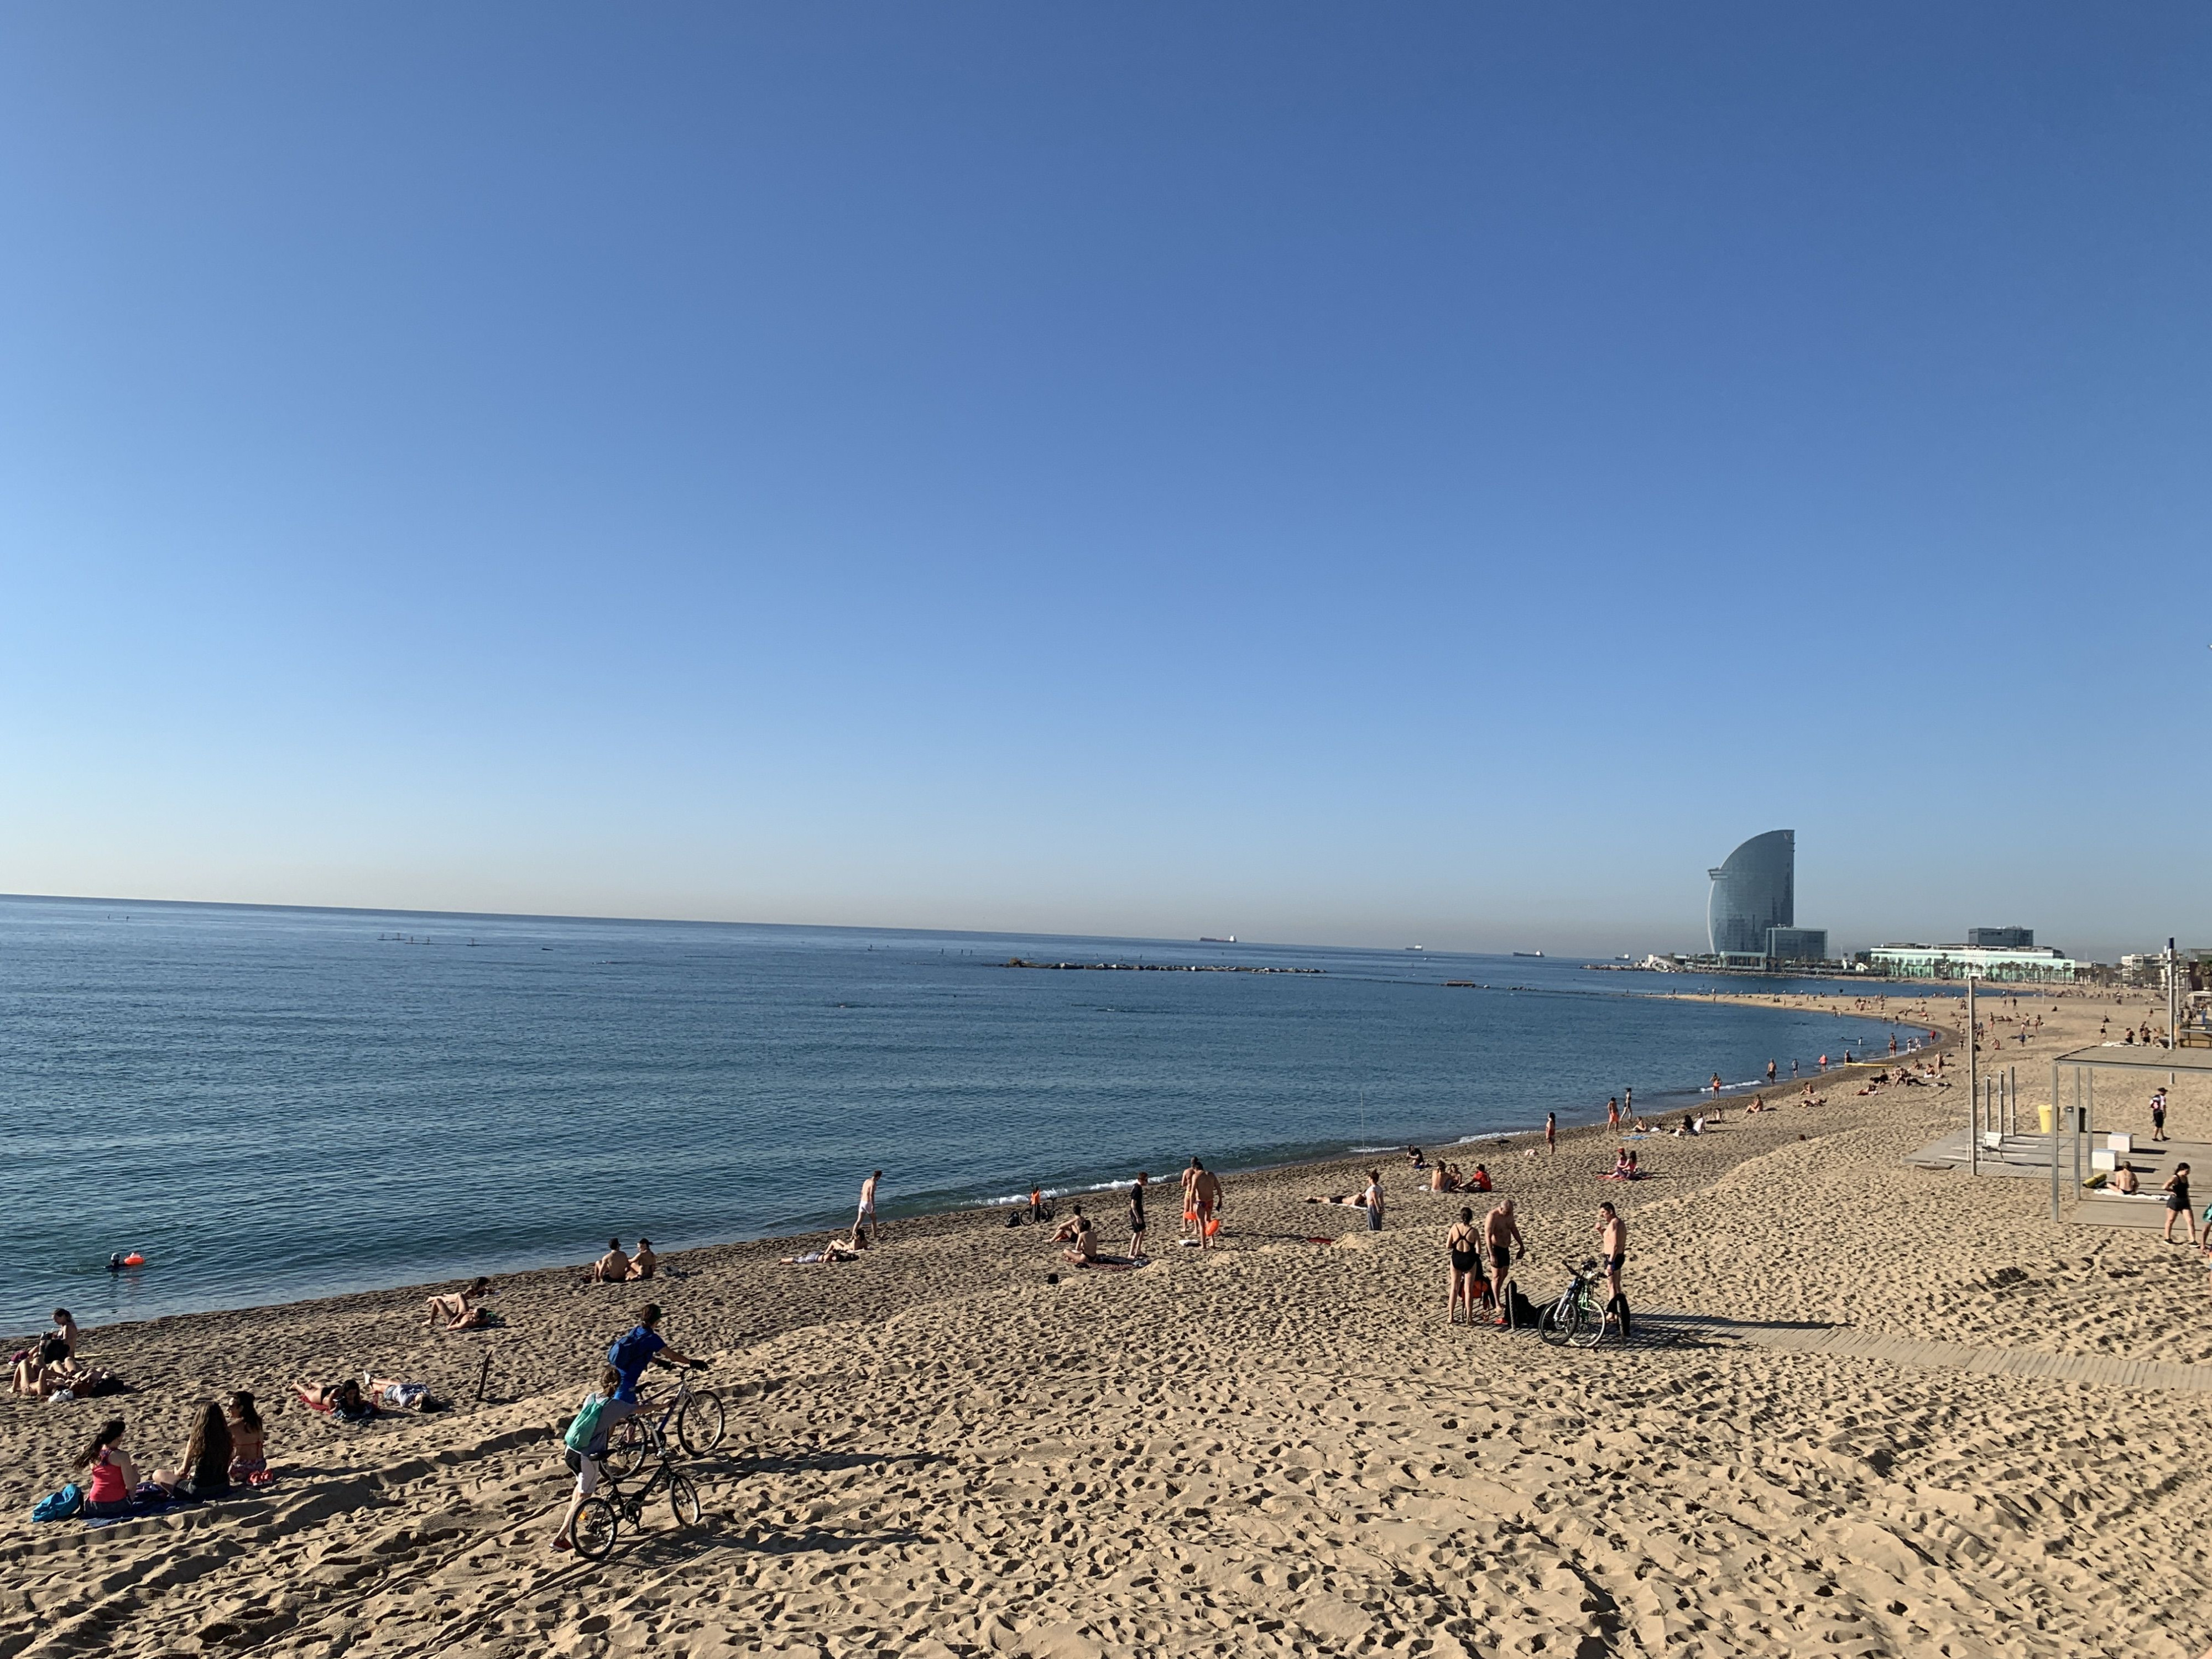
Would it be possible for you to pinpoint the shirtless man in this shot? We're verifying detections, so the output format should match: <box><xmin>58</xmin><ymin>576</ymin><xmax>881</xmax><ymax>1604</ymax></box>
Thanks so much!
<box><xmin>1190</xmin><ymin>1160</ymin><xmax>1223</xmax><ymax>1249</ymax></box>
<box><xmin>1180</xmin><ymin>1158</ymin><xmax>1202</xmax><ymax>1239</ymax></box>
<box><xmin>589</xmin><ymin>1239</ymin><xmax>632</xmax><ymax>1284</ymax></box>
<box><xmin>1597</xmin><ymin>1201</ymin><xmax>1627</xmax><ymax>1323</ymax></box>
<box><xmin>857</xmin><ymin>1171</ymin><xmax>883</xmax><ymax>1245</ymax></box>
<box><xmin>1061</xmin><ymin>1209</ymin><xmax>1100</xmax><ymax>1265</ymax></box>
<box><xmin>1483</xmin><ymin>1198</ymin><xmax>1526</xmax><ymax>1318</ymax></box>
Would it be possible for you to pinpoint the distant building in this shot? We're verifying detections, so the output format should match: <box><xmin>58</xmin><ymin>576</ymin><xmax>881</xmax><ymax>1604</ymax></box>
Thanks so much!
<box><xmin>1765</xmin><ymin>927</ymin><xmax>1828</xmax><ymax>963</ymax></box>
<box><xmin>1968</xmin><ymin>926</ymin><xmax>2034</xmax><ymax>949</ymax></box>
<box><xmin>1867</xmin><ymin>943</ymin><xmax>2076</xmax><ymax>983</ymax></box>
<box><xmin>1708</xmin><ymin>831</ymin><xmax>1794</xmax><ymax>956</ymax></box>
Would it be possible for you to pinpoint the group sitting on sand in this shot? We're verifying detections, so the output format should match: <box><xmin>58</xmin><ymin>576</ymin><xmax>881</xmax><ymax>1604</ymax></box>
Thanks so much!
<box><xmin>1427</xmin><ymin>1162</ymin><xmax>1491</xmax><ymax>1193</ymax></box>
<box><xmin>587</xmin><ymin>1239</ymin><xmax>659</xmax><ymax>1284</ymax></box>
<box><xmin>67</xmin><ymin>1392</ymin><xmax>267</xmax><ymax>1519</ymax></box>
<box><xmin>12</xmin><ymin>1309</ymin><xmax>123</xmax><ymax>1401</ymax></box>
<box><xmin>1603</xmin><ymin>1150</ymin><xmax>1645</xmax><ymax>1180</ymax></box>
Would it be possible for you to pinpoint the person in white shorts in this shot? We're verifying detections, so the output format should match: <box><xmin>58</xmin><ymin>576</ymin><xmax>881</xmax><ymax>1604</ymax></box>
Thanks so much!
<box><xmin>857</xmin><ymin>1170</ymin><xmax>883</xmax><ymax>1245</ymax></box>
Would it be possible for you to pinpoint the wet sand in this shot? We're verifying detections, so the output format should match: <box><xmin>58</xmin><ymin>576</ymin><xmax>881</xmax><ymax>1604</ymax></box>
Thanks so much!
<box><xmin>6</xmin><ymin>985</ymin><xmax>2210</xmax><ymax>1658</ymax></box>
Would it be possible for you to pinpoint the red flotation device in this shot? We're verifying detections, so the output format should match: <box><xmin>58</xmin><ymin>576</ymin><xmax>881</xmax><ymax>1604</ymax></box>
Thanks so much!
<box><xmin>122</xmin><ymin>1253</ymin><xmax>145</xmax><ymax>1267</ymax></box>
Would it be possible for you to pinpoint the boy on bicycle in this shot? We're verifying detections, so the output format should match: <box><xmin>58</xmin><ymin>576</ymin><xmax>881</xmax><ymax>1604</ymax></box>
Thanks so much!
<box><xmin>552</xmin><ymin>1365</ymin><xmax>634</xmax><ymax>1553</ymax></box>
<box><xmin>609</xmin><ymin>1303</ymin><xmax>707</xmax><ymax>1404</ymax></box>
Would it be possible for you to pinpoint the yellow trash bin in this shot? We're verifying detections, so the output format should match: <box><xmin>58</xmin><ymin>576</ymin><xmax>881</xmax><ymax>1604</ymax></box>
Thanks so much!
<box><xmin>2038</xmin><ymin>1103</ymin><xmax>2054</xmax><ymax>1134</ymax></box>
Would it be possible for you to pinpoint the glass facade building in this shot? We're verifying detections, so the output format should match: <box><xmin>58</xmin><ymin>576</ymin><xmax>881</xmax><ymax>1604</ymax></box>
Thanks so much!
<box><xmin>1708</xmin><ymin>830</ymin><xmax>1794</xmax><ymax>956</ymax></box>
<box><xmin>1765</xmin><ymin>927</ymin><xmax>1828</xmax><ymax>963</ymax></box>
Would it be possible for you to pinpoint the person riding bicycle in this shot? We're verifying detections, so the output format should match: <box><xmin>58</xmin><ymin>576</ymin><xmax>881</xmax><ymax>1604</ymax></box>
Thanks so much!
<box><xmin>552</xmin><ymin>1365</ymin><xmax>634</xmax><ymax>1553</ymax></box>
<box><xmin>608</xmin><ymin>1303</ymin><xmax>707</xmax><ymax>1406</ymax></box>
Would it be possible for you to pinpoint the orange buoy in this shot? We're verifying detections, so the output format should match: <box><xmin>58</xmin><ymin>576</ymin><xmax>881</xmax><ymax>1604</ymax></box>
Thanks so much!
<box><xmin>122</xmin><ymin>1253</ymin><xmax>145</xmax><ymax>1267</ymax></box>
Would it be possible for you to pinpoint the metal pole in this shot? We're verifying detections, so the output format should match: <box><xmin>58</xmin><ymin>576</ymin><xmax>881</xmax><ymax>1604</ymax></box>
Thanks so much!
<box><xmin>2078</xmin><ymin>1071</ymin><xmax>2087</xmax><ymax>1188</ymax></box>
<box><xmin>1966</xmin><ymin>975</ymin><xmax>1978</xmax><ymax>1175</ymax></box>
<box><xmin>2171</xmin><ymin>937</ymin><xmax>2179</xmax><ymax>1086</ymax></box>
<box><xmin>2050</xmin><ymin>1060</ymin><xmax>2062</xmax><ymax>1222</ymax></box>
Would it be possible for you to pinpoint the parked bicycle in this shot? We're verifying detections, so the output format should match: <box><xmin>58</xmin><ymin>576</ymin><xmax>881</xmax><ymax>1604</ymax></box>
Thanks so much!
<box><xmin>606</xmin><ymin>1360</ymin><xmax>724</xmax><ymax>1477</ymax></box>
<box><xmin>1538</xmin><ymin>1259</ymin><xmax>1621</xmax><ymax>1349</ymax></box>
<box><xmin>571</xmin><ymin>1432</ymin><xmax>703</xmax><ymax>1560</ymax></box>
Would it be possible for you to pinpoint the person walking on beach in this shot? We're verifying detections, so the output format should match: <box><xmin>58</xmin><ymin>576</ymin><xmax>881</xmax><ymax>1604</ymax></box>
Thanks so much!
<box><xmin>1606</xmin><ymin>1097</ymin><xmax>1621</xmax><ymax>1131</ymax></box>
<box><xmin>551</xmin><ymin>1365</ymin><xmax>634</xmax><ymax>1553</ymax></box>
<box><xmin>1766</xmin><ymin>1060</ymin><xmax>1777</xmax><ymax>1084</ymax></box>
<box><xmin>1623</xmin><ymin>1087</ymin><xmax>1632</xmax><ymax>1116</ymax></box>
<box><xmin>1191</xmin><ymin>1160</ymin><xmax>1223</xmax><ymax>1247</ymax></box>
<box><xmin>1545</xmin><ymin>1112</ymin><xmax>1556</xmax><ymax>1155</ymax></box>
<box><xmin>1446</xmin><ymin>1207</ymin><xmax>1486</xmax><ymax>1324</ymax></box>
<box><xmin>1127</xmin><ymin>1173</ymin><xmax>1149</xmax><ymax>1261</ymax></box>
<box><xmin>1180</xmin><ymin>1159</ymin><xmax>1202</xmax><ymax>1240</ymax></box>
<box><xmin>2152</xmin><ymin>1089</ymin><xmax>2169</xmax><ymax>1142</ymax></box>
<box><xmin>855</xmin><ymin>1171</ymin><xmax>883</xmax><ymax>1245</ymax></box>
<box><xmin>2162</xmin><ymin>1164</ymin><xmax>2198</xmax><ymax>1246</ymax></box>
<box><xmin>608</xmin><ymin>1303</ymin><xmax>707</xmax><ymax>1405</ymax></box>
<box><xmin>1483</xmin><ymin>1199</ymin><xmax>1525</xmax><ymax>1322</ymax></box>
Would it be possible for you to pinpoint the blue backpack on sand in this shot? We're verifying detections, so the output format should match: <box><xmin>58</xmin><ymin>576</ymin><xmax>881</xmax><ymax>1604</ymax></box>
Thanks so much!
<box><xmin>34</xmin><ymin>1484</ymin><xmax>82</xmax><ymax>1522</ymax></box>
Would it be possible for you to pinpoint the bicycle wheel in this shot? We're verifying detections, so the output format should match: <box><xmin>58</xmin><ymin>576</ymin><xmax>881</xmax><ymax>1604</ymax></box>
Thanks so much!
<box><xmin>677</xmin><ymin>1391</ymin><xmax>726</xmax><ymax>1455</ymax></box>
<box><xmin>1537</xmin><ymin>1294</ymin><xmax>1573</xmax><ymax>1347</ymax></box>
<box><xmin>1567</xmin><ymin>1292</ymin><xmax>1606</xmax><ymax>1349</ymax></box>
<box><xmin>572</xmin><ymin>1494</ymin><xmax>621</xmax><ymax>1562</ymax></box>
<box><xmin>605</xmin><ymin>1416</ymin><xmax>651</xmax><ymax>1479</ymax></box>
<box><xmin>667</xmin><ymin>1470</ymin><xmax>702</xmax><ymax>1529</ymax></box>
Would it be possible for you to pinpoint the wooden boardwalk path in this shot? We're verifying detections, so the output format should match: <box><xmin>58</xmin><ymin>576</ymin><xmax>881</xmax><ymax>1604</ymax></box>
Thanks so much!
<box><xmin>1637</xmin><ymin>1311</ymin><xmax>2212</xmax><ymax>1394</ymax></box>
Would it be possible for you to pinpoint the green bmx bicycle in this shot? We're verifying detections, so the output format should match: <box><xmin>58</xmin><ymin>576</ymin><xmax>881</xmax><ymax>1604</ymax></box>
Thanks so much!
<box><xmin>1537</xmin><ymin>1258</ymin><xmax>1623</xmax><ymax>1349</ymax></box>
<box><xmin>570</xmin><ymin>1439</ymin><xmax>703</xmax><ymax>1561</ymax></box>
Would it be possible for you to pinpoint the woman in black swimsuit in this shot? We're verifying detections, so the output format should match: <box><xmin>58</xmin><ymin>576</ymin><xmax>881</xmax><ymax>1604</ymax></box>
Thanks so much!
<box><xmin>2163</xmin><ymin>1163</ymin><xmax>2198</xmax><ymax>1245</ymax></box>
<box><xmin>1446</xmin><ymin>1208</ymin><xmax>1488</xmax><ymax>1325</ymax></box>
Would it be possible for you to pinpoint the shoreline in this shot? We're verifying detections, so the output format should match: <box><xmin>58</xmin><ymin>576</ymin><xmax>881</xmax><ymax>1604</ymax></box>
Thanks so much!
<box><xmin>12</xmin><ymin>1006</ymin><xmax>1945</xmax><ymax>1353</ymax></box>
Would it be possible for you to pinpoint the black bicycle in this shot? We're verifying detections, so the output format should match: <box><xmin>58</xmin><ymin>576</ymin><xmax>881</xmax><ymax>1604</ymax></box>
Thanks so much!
<box><xmin>1538</xmin><ymin>1259</ymin><xmax>1616</xmax><ymax>1349</ymax></box>
<box><xmin>605</xmin><ymin>1360</ymin><xmax>724</xmax><ymax>1477</ymax></box>
<box><xmin>570</xmin><ymin>1438</ymin><xmax>703</xmax><ymax>1561</ymax></box>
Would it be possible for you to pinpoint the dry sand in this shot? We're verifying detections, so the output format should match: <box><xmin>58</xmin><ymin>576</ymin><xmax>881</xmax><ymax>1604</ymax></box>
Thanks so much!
<box><xmin>5</xmin><ymin>984</ymin><xmax>2210</xmax><ymax>1658</ymax></box>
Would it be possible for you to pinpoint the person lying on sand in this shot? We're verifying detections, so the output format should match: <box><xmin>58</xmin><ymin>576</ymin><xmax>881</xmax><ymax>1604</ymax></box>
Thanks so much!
<box><xmin>426</xmin><ymin>1277</ymin><xmax>492</xmax><ymax>1331</ymax></box>
<box><xmin>295</xmin><ymin>1379</ymin><xmax>377</xmax><ymax>1421</ymax></box>
<box><xmin>1307</xmin><ymin>1193</ymin><xmax>1373</xmax><ymax>1207</ymax></box>
<box><xmin>780</xmin><ymin>1239</ymin><xmax>861</xmax><ymax>1265</ymax></box>
<box><xmin>588</xmin><ymin>1239</ymin><xmax>632</xmax><ymax>1284</ymax></box>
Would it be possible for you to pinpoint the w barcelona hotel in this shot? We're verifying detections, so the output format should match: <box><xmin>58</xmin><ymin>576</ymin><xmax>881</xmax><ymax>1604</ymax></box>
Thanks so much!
<box><xmin>1707</xmin><ymin>829</ymin><xmax>1829</xmax><ymax>967</ymax></box>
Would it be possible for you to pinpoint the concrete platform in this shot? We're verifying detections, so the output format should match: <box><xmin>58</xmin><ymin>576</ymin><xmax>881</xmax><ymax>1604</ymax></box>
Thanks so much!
<box><xmin>1905</xmin><ymin>1128</ymin><xmax>2210</xmax><ymax>1229</ymax></box>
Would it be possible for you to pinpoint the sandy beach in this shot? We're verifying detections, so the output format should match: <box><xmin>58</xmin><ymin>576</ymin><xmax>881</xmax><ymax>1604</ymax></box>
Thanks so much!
<box><xmin>6</xmin><ymin>985</ymin><xmax>2209</xmax><ymax>1659</ymax></box>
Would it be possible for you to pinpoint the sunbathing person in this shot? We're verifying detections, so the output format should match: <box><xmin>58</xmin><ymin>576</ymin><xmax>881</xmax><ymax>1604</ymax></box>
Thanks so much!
<box><xmin>74</xmin><ymin>1418</ymin><xmax>138</xmax><ymax>1519</ymax></box>
<box><xmin>2111</xmin><ymin>1161</ymin><xmax>2141</xmax><ymax>1196</ymax></box>
<box><xmin>295</xmin><ymin>1379</ymin><xmax>377</xmax><ymax>1422</ymax></box>
<box><xmin>780</xmin><ymin>1238</ymin><xmax>861</xmax><ymax>1265</ymax></box>
<box><xmin>629</xmin><ymin>1240</ymin><xmax>659</xmax><ymax>1280</ymax></box>
<box><xmin>150</xmin><ymin>1401</ymin><xmax>234</xmax><ymax>1501</ymax></box>
<box><xmin>1430</xmin><ymin>1164</ymin><xmax>1452</xmax><ymax>1193</ymax></box>
<box><xmin>588</xmin><ymin>1239</ymin><xmax>632</xmax><ymax>1284</ymax></box>
<box><xmin>1061</xmin><ymin>1211</ymin><xmax>1100</xmax><ymax>1265</ymax></box>
<box><xmin>50</xmin><ymin>1309</ymin><xmax>80</xmax><ymax>1359</ymax></box>
<box><xmin>426</xmin><ymin>1277</ymin><xmax>492</xmax><ymax>1331</ymax></box>
<box><xmin>12</xmin><ymin>1335</ymin><xmax>85</xmax><ymax>1399</ymax></box>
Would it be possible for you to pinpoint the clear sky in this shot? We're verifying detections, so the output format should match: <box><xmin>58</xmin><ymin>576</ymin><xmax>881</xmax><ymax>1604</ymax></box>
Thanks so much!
<box><xmin>2</xmin><ymin>6</ymin><xmax>2206</xmax><ymax>959</ymax></box>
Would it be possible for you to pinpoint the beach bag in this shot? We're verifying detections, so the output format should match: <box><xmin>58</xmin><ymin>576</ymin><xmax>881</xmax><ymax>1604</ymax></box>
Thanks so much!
<box><xmin>32</xmin><ymin>1484</ymin><xmax>81</xmax><ymax>1522</ymax></box>
<box><xmin>1505</xmin><ymin>1285</ymin><xmax>1541</xmax><ymax>1331</ymax></box>
<box><xmin>564</xmin><ymin>1394</ymin><xmax>610</xmax><ymax>1455</ymax></box>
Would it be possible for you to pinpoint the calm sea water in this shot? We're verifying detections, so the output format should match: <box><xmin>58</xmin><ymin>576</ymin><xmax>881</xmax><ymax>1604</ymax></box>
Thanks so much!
<box><xmin>0</xmin><ymin>895</ymin><xmax>1932</xmax><ymax>1334</ymax></box>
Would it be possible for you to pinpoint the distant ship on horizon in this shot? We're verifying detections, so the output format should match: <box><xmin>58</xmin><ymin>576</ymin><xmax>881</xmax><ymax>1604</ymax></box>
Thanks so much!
<box><xmin>1198</xmin><ymin>935</ymin><xmax>1237</xmax><ymax>944</ymax></box>
<box><xmin>1512</xmin><ymin>950</ymin><xmax>1545</xmax><ymax>958</ymax></box>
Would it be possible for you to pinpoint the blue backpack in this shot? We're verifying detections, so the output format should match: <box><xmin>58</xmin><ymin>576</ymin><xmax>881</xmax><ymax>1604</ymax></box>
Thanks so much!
<box><xmin>33</xmin><ymin>1484</ymin><xmax>82</xmax><ymax>1522</ymax></box>
<box><xmin>608</xmin><ymin>1327</ymin><xmax>655</xmax><ymax>1379</ymax></box>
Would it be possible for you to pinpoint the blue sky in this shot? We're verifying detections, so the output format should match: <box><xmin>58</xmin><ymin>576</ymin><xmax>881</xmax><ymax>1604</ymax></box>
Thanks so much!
<box><xmin>2</xmin><ymin>6</ymin><xmax>2206</xmax><ymax>958</ymax></box>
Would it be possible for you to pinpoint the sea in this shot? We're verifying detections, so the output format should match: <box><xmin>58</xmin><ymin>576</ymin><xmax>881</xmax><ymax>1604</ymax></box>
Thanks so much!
<box><xmin>0</xmin><ymin>894</ymin><xmax>1958</xmax><ymax>1335</ymax></box>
